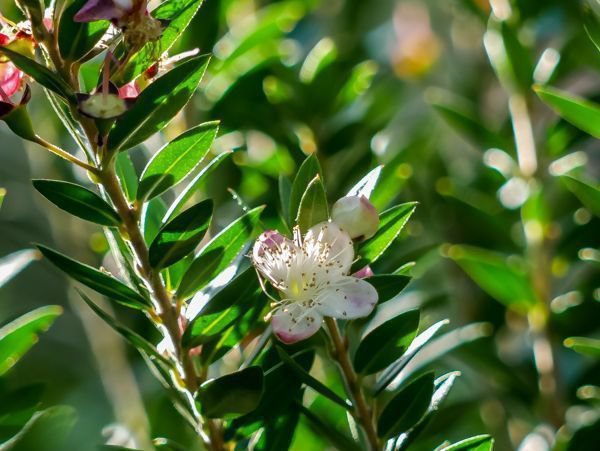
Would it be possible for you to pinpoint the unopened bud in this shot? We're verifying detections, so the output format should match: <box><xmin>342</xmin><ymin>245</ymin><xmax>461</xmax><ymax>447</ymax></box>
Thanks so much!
<box><xmin>253</xmin><ymin>230</ymin><xmax>285</xmax><ymax>260</ymax></box>
<box><xmin>331</xmin><ymin>195</ymin><xmax>379</xmax><ymax>240</ymax></box>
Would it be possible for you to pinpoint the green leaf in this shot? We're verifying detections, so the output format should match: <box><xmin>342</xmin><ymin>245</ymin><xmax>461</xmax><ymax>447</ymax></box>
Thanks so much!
<box><xmin>108</xmin><ymin>54</ymin><xmax>211</xmax><ymax>152</ymax></box>
<box><xmin>366</xmin><ymin>275</ymin><xmax>411</xmax><ymax>304</ymax></box>
<box><xmin>295</xmin><ymin>175</ymin><xmax>328</xmax><ymax>232</ymax></box>
<box><xmin>182</xmin><ymin>268</ymin><xmax>260</xmax><ymax>347</ymax></box>
<box><xmin>0</xmin><ymin>384</ymin><xmax>44</xmax><ymax>441</ymax></box>
<box><xmin>278</xmin><ymin>174</ymin><xmax>292</xmax><ymax>222</ymax></box>
<box><xmin>142</xmin><ymin>197</ymin><xmax>168</xmax><ymax>244</ymax></box>
<box><xmin>2</xmin><ymin>406</ymin><xmax>77</xmax><ymax>451</ymax></box>
<box><xmin>0</xmin><ymin>47</ymin><xmax>74</xmax><ymax>100</ymax></box>
<box><xmin>564</xmin><ymin>337</ymin><xmax>600</xmax><ymax>358</ymax></box>
<box><xmin>289</xmin><ymin>154</ymin><xmax>323</xmax><ymax>225</ymax></box>
<box><xmin>138</xmin><ymin>122</ymin><xmax>219</xmax><ymax>200</ymax></box>
<box><xmin>77</xmin><ymin>290</ymin><xmax>170</xmax><ymax>368</ymax></box>
<box><xmin>164</xmin><ymin>151</ymin><xmax>232</xmax><ymax>221</ymax></box>
<box><xmin>298</xmin><ymin>405</ymin><xmax>361</xmax><ymax>451</ymax></box>
<box><xmin>499</xmin><ymin>21</ymin><xmax>532</xmax><ymax>91</ymax></box>
<box><xmin>584</xmin><ymin>6</ymin><xmax>600</xmax><ymax>54</ymax></box>
<box><xmin>562</xmin><ymin>176</ymin><xmax>600</xmax><ymax>217</ymax></box>
<box><xmin>0</xmin><ymin>306</ymin><xmax>62</xmax><ymax>376</ymax></box>
<box><xmin>196</xmin><ymin>366</ymin><xmax>264</xmax><ymax>419</ymax></box>
<box><xmin>347</xmin><ymin>165</ymin><xmax>382</xmax><ymax>199</ymax></box>
<box><xmin>33</xmin><ymin>179</ymin><xmax>121</xmax><ymax>227</ymax></box>
<box><xmin>37</xmin><ymin>245</ymin><xmax>149</xmax><ymax>310</ymax></box>
<box><xmin>375</xmin><ymin>319</ymin><xmax>449</xmax><ymax>395</ymax></box>
<box><xmin>358</xmin><ymin>203</ymin><xmax>417</xmax><ymax>264</ymax></box>
<box><xmin>534</xmin><ymin>85</ymin><xmax>600</xmax><ymax>139</ymax></box>
<box><xmin>275</xmin><ymin>346</ymin><xmax>351</xmax><ymax>411</ymax></box>
<box><xmin>377</xmin><ymin>372</ymin><xmax>435</xmax><ymax>439</ymax></box>
<box><xmin>440</xmin><ymin>435</ymin><xmax>494</xmax><ymax>451</ymax></box>
<box><xmin>354</xmin><ymin>309</ymin><xmax>420</xmax><ymax>375</ymax></box>
<box><xmin>115</xmin><ymin>152</ymin><xmax>138</xmax><ymax>202</ymax></box>
<box><xmin>449</xmin><ymin>245</ymin><xmax>537</xmax><ymax>311</ymax></box>
<box><xmin>113</xmin><ymin>0</ymin><xmax>205</xmax><ymax>84</ymax></box>
<box><xmin>58</xmin><ymin>0</ymin><xmax>110</xmax><ymax>62</ymax></box>
<box><xmin>0</xmin><ymin>249</ymin><xmax>39</xmax><ymax>288</ymax></box>
<box><xmin>148</xmin><ymin>200</ymin><xmax>212</xmax><ymax>269</ymax></box>
<box><xmin>177</xmin><ymin>206</ymin><xmax>264</xmax><ymax>300</ymax></box>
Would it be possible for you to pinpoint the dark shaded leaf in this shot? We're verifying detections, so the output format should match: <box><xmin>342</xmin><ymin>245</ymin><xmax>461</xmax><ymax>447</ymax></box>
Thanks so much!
<box><xmin>562</xmin><ymin>176</ymin><xmax>600</xmax><ymax>217</ymax></box>
<box><xmin>289</xmin><ymin>154</ymin><xmax>323</xmax><ymax>225</ymax></box>
<box><xmin>366</xmin><ymin>275</ymin><xmax>411</xmax><ymax>304</ymax></box>
<box><xmin>295</xmin><ymin>175</ymin><xmax>328</xmax><ymax>232</ymax></box>
<box><xmin>58</xmin><ymin>0</ymin><xmax>110</xmax><ymax>61</ymax></box>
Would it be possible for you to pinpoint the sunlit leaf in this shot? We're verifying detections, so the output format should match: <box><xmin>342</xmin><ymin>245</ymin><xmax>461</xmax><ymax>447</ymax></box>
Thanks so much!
<box><xmin>296</xmin><ymin>175</ymin><xmax>328</xmax><ymax>232</ymax></box>
<box><xmin>0</xmin><ymin>249</ymin><xmax>39</xmax><ymax>288</ymax></box>
<box><xmin>347</xmin><ymin>166</ymin><xmax>382</xmax><ymax>199</ymax></box>
<box><xmin>440</xmin><ymin>435</ymin><xmax>494</xmax><ymax>451</ymax></box>
<box><xmin>289</xmin><ymin>154</ymin><xmax>323</xmax><ymax>225</ymax></box>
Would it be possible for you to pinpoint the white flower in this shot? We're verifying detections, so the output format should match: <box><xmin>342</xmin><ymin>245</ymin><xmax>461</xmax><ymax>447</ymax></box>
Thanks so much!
<box><xmin>252</xmin><ymin>222</ymin><xmax>378</xmax><ymax>344</ymax></box>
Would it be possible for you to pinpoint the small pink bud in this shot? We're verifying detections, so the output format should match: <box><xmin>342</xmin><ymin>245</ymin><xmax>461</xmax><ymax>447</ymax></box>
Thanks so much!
<box><xmin>331</xmin><ymin>195</ymin><xmax>379</xmax><ymax>240</ymax></box>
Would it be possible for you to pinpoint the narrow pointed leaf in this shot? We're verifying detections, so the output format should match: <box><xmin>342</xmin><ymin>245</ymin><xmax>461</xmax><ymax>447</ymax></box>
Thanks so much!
<box><xmin>377</xmin><ymin>372</ymin><xmax>434</xmax><ymax>439</ymax></box>
<box><xmin>347</xmin><ymin>166</ymin><xmax>382</xmax><ymax>199</ymax></box>
<box><xmin>440</xmin><ymin>435</ymin><xmax>494</xmax><ymax>451</ymax></box>
<box><xmin>164</xmin><ymin>151</ymin><xmax>232</xmax><ymax>221</ymax></box>
<box><xmin>33</xmin><ymin>179</ymin><xmax>121</xmax><ymax>227</ymax></box>
<box><xmin>0</xmin><ymin>47</ymin><xmax>75</xmax><ymax>100</ymax></box>
<box><xmin>296</xmin><ymin>175</ymin><xmax>328</xmax><ymax>232</ymax></box>
<box><xmin>115</xmin><ymin>152</ymin><xmax>138</xmax><ymax>202</ymax></box>
<box><xmin>562</xmin><ymin>176</ymin><xmax>600</xmax><ymax>217</ymax></box>
<box><xmin>0</xmin><ymin>306</ymin><xmax>62</xmax><ymax>376</ymax></box>
<box><xmin>37</xmin><ymin>245</ymin><xmax>149</xmax><ymax>310</ymax></box>
<box><xmin>177</xmin><ymin>206</ymin><xmax>264</xmax><ymax>299</ymax></box>
<box><xmin>149</xmin><ymin>200</ymin><xmax>213</xmax><ymax>269</ymax></box>
<box><xmin>366</xmin><ymin>275</ymin><xmax>411</xmax><ymax>304</ymax></box>
<box><xmin>535</xmin><ymin>85</ymin><xmax>600</xmax><ymax>138</ymax></box>
<box><xmin>358</xmin><ymin>202</ymin><xmax>417</xmax><ymax>263</ymax></box>
<box><xmin>354</xmin><ymin>309</ymin><xmax>420</xmax><ymax>375</ymax></box>
<box><xmin>182</xmin><ymin>268</ymin><xmax>260</xmax><ymax>347</ymax></box>
<box><xmin>196</xmin><ymin>366</ymin><xmax>264</xmax><ymax>419</ymax></box>
<box><xmin>138</xmin><ymin>122</ymin><xmax>219</xmax><ymax>200</ymax></box>
<box><xmin>108</xmin><ymin>54</ymin><xmax>211</xmax><ymax>152</ymax></box>
<box><xmin>276</xmin><ymin>346</ymin><xmax>351</xmax><ymax>411</ymax></box>
<box><xmin>289</xmin><ymin>154</ymin><xmax>323</xmax><ymax>224</ymax></box>
<box><xmin>0</xmin><ymin>249</ymin><xmax>39</xmax><ymax>287</ymax></box>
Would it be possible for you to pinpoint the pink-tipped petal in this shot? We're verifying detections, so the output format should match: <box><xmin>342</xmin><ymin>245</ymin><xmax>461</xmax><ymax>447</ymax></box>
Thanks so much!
<box><xmin>252</xmin><ymin>230</ymin><xmax>287</xmax><ymax>259</ymax></box>
<box><xmin>353</xmin><ymin>265</ymin><xmax>374</xmax><ymax>279</ymax></box>
<box><xmin>316</xmin><ymin>277</ymin><xmax>378</xmax><ymax>319</ymax></box>
<box><xmin>74</xmin><ymin>0</ymin><xmax>131</xmax><ymax>22</ymax></box>
<box><xmin>271</xmin><ymin>304</ymin><xmax>322</xmax><ymax>344</ymax></box>
<box><xmin>118</xmin><ymin>81</ymin><xmax>140</xmax><ymax>99</ymax></box>
<box><xmin>0</xmin><ymin>63</ymin><xmax>23</xmax><ymax>97</ymax></box>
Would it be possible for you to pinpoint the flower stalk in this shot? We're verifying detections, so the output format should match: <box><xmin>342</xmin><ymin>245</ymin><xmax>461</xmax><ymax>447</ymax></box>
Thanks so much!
<box><xmin>325</xmin><ymin>317</ymin><xmax>380</xmax><ymax>451</ymax></box>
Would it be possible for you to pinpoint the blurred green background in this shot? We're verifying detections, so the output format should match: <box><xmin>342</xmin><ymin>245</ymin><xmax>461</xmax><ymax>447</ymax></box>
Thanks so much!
<box><xmin>1</xmin><ymin>0</ymin><xmax>599</xmax><ymax>449</ymax></box>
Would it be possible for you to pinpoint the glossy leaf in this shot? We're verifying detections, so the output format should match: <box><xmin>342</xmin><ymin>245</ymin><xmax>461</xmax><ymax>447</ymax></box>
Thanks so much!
<box><xmin>115</xmin><ymin>152</ymin><xmax>138</xmax><ymax>202</ymax></box>
<box><xmin>58</xmin><ymin>0</ymin><xmax>110</xmax><ymax>61</ymax></box>
<box><xmin>37</xmin><ymin>245</ymin><xmax>149</xmax><ymax>310</ymax></box>
<box><xmin>177</xmin><ymin>206</ymin><xmax>264</xmax><ymax>299</ymax></box>
<box><xmin>295</xmin><ymin>175</ymin><xmax>328</xmax><ymax>232</ymax></box>
<box><xmin>0</xmin><ymin>47</ymin><xmax>75</xmax><ymax>100</ymax></box>
<box><xmin>377</xmin><ymin>372</ymin><xmax>434</xmax><ymax>439</ymax></box>
<box><xmin>109</xmin><ymin>54</ymin><xmax>211</xmax><ymax>152</ymax></box>
<box><xmin>358</xmin><ymin>202</ymin><xmax>417</xmax><ymax>264</ymax></box>
<box><xmin>289</xmin><ymin>154</ymin><xmax>323</xmax><ymax>225</ymax></box>
<box><xmin>365</xmin><ymin>275</ymin><xmax>411</xmax><ymax>304</ymax></box>
<box><xmin>347</xmin><ymin>165</ymin><xmax>382</xmax><ymax>199</ymax></box>
<box><xmin>584</xmin><ymin>6</ymin><xmax>600</xmax><ymax>54</ymax></box>
<box><xmin>354</xmin><ymin>309</ymin><xmax>420</xmax><ymax>375</ymax></box>
<box><xmin>33</xmin><ymin>179</ymin><xmax>121</xmax><ymax>227</ymax></box>
<box><xmin>449</xmin><ymin>245</ymin><xmax>537</xmax><ymax>311</ymax></box>
<box><xmin>564</xmin><ymin>337</ymin><xmax>600</xmax><ymax>358</ymax></box>
<box><xmin>535</xmin><ymin>85</ymin><xmax>600</xmax><ymax>139</ymax></box>
<box><xmin>275</xmin><ymin>346</ymin><xmax>351</xmax><ymax>411</ymax></box>
<box><xmin>113</xmin><ymin>0</ymin><xmax>205</xmax><ymax>84</ymax></box>
<box><xmin>0</xmin><ymin>249</ymin><xmax>39</xmax><ymax>288</ymax></box>
<box><xmin>196</xmin><ymin>366</ymin><xmax>264</xmax><ymax>419</ymax></box>
<box><xmin>138</xmin><ymin>122</ymin><xmax>219</xmax><ymax>200</ymax></box>
<box><xmin>182</xmin><ymin>268</ymin><xmax>260</xmax><ymax>347</ymax></box>
<box><xmin>0</xmin><ymin>306</ymin><xmax>62</xmax><ymax>376</ymax></box>
<box><xmin>164</xmin><ymin>151</ymin><xmax>233</xmax><ymax>221</ymax></box>
<box><xmin>148</xmin><ymin>200</ymin><xmax>213</xmax><ymax>269</ymax></box>
<box><xmin>562</xmin><ymin>176</ymin><xmax>600</xmax><ymax>217</ymax></box>
<box><xmin>440</xmin><ymin>435</ymin><xmax>494</xmax><ymax>451</ymax></box>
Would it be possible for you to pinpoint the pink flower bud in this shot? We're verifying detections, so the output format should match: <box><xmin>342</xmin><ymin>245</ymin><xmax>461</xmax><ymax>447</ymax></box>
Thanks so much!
<box><xmin>353</xmin><ymin>265</ymin><xmax>375</xmax><ymax>279</ymax></box>
<box><xmin>331</xmin><ymin>195</ymin><xmax>379</xmax><ymax>240</ymax></box>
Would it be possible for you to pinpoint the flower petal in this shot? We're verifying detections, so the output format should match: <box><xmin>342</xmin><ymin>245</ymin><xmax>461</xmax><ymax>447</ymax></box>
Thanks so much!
<box><xmin>0</xmin><ymin>62</ymin><xmax>24</xmax><ymax>97</ymax></box>
<box><xmin>271</xmin><ymin>303</ymin><xmax>322</xmax><ymax>344</ymax></box>
<box><xmin>316</xmin><ymin>277</ymin><xmax>378</xmax><ymax>319</ymax></box>
<box><xmin>304</xmin><ymin>221</ymin><xmax>354</xmax><ymax>275</ymax></box>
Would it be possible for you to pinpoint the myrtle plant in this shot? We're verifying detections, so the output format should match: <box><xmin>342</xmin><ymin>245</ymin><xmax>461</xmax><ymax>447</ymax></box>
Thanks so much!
<box><xmin>0</xmin><ymin>1</ymin><xmax>489</xmax><ymax>450</ymax></box>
